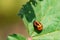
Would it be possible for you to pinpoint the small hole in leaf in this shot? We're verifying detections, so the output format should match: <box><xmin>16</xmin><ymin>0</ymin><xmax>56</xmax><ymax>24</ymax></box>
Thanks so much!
<box><xmin>29</xmin><ymin>11</ymin><xmax>31</xmax><ymax>13</ymax></box>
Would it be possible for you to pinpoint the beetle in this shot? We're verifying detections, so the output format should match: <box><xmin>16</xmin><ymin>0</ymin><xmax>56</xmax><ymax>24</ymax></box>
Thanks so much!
<box><xmin>33</xmin><ymin>21</ymin><xmax>43</xmax><ymax>31</ymax></box>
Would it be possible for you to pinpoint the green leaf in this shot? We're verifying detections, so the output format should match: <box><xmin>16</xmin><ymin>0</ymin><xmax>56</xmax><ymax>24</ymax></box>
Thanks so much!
<box><xmin>7</xmin><ymin>34</ymin><xmax>26</xmax><ymax>40</ymax></box>
<box><xmin>33</xmin><ymin>31</ymin><xmax>60</xmax><ymax>40</ymax></box>
<box><xmin>18</xmin><ymin>0</ymin><xmax>60</xmax><ymax>39</ymax></box>
<box><xmin>18</xmin><ymin>0</ymin><xmax>42</xmax><ymax>36</ymax></box>
<box><xmin>31</xmin><ymin>0</ymin><xmax>60</xmax><ymax>37</ymax></box>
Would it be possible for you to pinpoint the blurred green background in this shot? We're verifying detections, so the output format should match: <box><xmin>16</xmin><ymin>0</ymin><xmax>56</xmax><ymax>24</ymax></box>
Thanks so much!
<box><xmin>0</xmin><ymin>0</ymin><xmax>29</xmax><ymax>40</ymax></box>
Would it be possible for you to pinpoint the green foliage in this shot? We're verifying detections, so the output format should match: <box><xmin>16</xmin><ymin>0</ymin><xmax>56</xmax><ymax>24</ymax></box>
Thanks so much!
<box><xmin>8</xmin><ymin>0</ymin><xmax>60</xmax><ymax>40</ymax></box>
<box><xmin>7</xmin><ymin>34</ymin><xmax>26</xmax><ymax>40</ymax></box>
<box><xmin>33</xmin><ymin>31</ymin><xmax>60</xmax><ymax>40</ymax></box>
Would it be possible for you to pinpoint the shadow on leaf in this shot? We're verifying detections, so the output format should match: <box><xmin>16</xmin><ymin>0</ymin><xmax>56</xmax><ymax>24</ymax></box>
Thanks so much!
<box><xmin>34</xmin><ymin>27</ymin><xmax>43</xmax><ymax>34</ymax></box>
<box><xmin>18</xmin><ymin>0</ymin><xmax>43</xmax><ymax>22</ymax></box>
<box><xmin>30</xmin><ymin>0</ymin><xmax>37</xmax><ymax>6</ymax></box>
<box><xmin>18</xmin><ymin>1</ymin><xmax>37</xmax><ymax>22</ymax></box>
<box><xmin>39</xmin><ymin>0</ymin><xmax>43</xmax><ymax>1</ymax></box>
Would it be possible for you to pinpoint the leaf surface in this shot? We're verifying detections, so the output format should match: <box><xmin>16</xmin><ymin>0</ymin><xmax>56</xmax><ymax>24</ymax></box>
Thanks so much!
<box><xmin>18</xmin><ymin>0</ymin><xmax>60</xmax><ymax>40</ymax></box>
<box><xmin>7</xmin><ymin>34</ymin><xmax>26</xmax><ymax>40</ymax></box>
<box><xmin>33</xmin><ymin>31</ymin><xmax>60</xmax><ymax>40</ymax></box>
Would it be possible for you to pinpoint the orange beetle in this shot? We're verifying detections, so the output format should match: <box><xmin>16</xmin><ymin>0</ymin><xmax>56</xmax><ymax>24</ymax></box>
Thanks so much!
<box><xmin>33</xmin><ymin>21</ymin><xmax>43</xmax><ymax>31</ymax></box>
